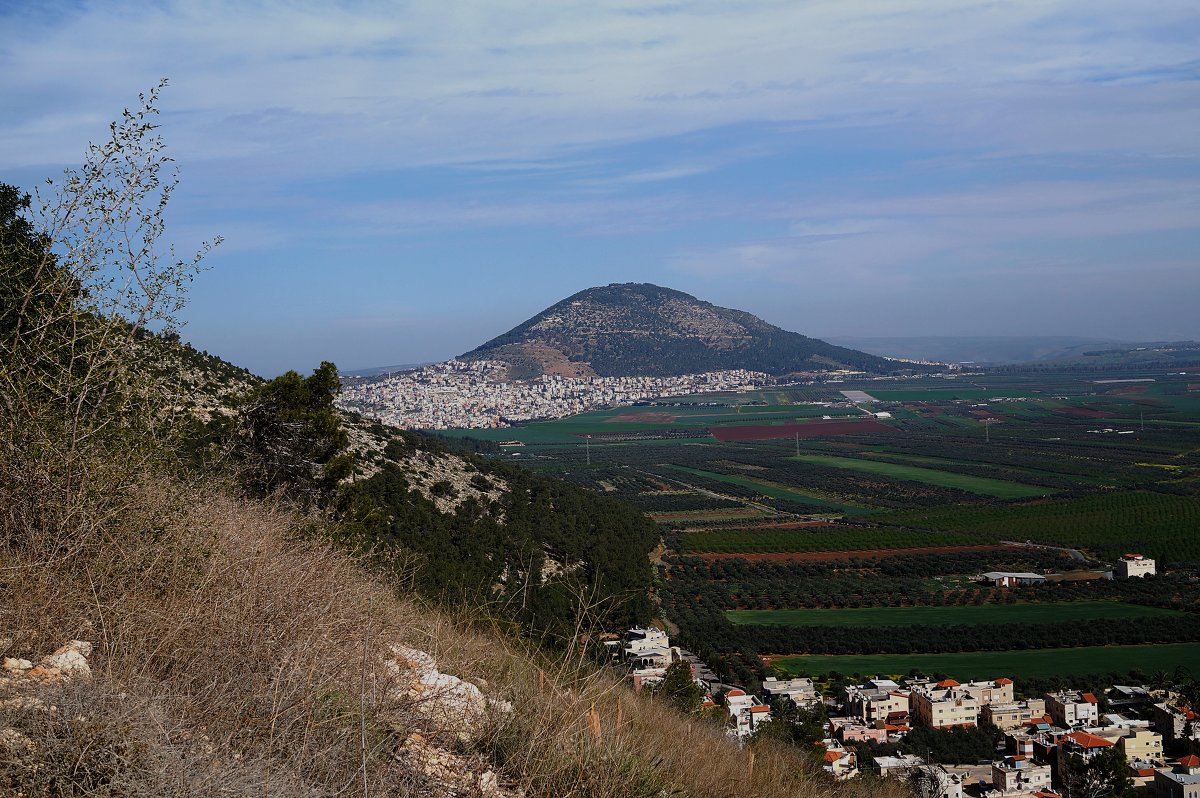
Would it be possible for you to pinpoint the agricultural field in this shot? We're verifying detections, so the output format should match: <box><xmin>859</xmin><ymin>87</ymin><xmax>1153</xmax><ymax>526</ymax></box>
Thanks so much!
<box><xmin>878</xmin><ymin>492</ymin><xmax>1200</xmax><ymax>564</ymax></box>
<box><xmin>674</xmin><ymin>525</ymin><xmax>989</xmax><ymax>554</ymax></box>
<box><xmin>444</xmin><ymin>367</ymin><xmax>1200</xmax><ymax>686</ymax></box>
<box><xmin>770</xmin><ymin>643</ymin><xmax>1200</xmax><ymax>681</ymax></box>
<box><xmin>788</xmin><ymin>453</ymin><xmax>1052</xmax><ymax>499</ymax></box>
<box><xmin>725</xmin><ymin>601</ymin><xmax>1186</xmax><ymax>627</ymax></box>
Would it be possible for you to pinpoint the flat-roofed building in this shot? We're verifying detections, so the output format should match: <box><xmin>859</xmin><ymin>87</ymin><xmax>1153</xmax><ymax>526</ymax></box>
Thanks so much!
<box><xmin>1119</xmin><ymin>729</ymin><xmax>1163</xmax><ymax>764</ymax></box>
<box><xmin>962</xmin><ymin>678</ymin><xmax>1016</xmax><ymax>706</ymax></box>
<box><xmin>762</xmin><ymin>676</ymin><xmax>820</xmax><ymax>708</ymax></box>
<box><xmin>983</xmin><ymin>699</ymin><xmax>1047</xmax><ymax>731</ymax></box>
<box><xmin>844</xmin><ymin>679</ymin><xmax>910</xmax><ymax>725</ymax></box>
<box><xmin>990</xmin><ymin>755</ymin><xmax>1052</xmax><ymax>796</ymax></box>
<box><xmin>1155</xmin><ymin>704</ymin><xmax>1200</xmax><ymax>742</ymax></box>
<box><xmin>1116</xmin><ymin>553</ymin><xmax>1156</xmax><ymax>579</ymax></box>
<box><xmin>981</xmin><ymin>572</ymin><xmax>1047</xmax><ymax>587</ymax></box>
<box><xmin>912</xmin><ymin>686</ymin><xmax>980</xmax><ymax>729</ymax></box>
<box><xmin>1046</xmin><ymin>690</ymin><xmax>1100</xmax><ymax>728</ymax></box>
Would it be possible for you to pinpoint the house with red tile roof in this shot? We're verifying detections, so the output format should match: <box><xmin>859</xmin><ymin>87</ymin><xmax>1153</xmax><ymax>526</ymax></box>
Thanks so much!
<box><xmin>1154</xmin><ymin>755</ymin><xmax>1200</xmax><ymax>798</ymax></box>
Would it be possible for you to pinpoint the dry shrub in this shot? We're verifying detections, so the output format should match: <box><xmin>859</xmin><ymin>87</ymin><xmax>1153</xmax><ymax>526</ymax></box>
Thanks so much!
<box><xmin>2</xmin><ymin>478</ymin><xmax>906</xmax><ymax>798</ymax></box>
<box><xmin>468</xmin><ymin>648</ymin><xmax>904</xmax><ymax>798</ymax></box>
<box><xmin>1</xmin><ymin>481</ymin><xmax>427</xmax><ymax>796</ymax></box>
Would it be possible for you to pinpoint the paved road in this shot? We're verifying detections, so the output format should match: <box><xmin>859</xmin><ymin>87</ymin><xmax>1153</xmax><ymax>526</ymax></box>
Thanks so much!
<box><xmin>1001</xmin><ymin>539</ymin><xmax>1086</xmax><ymax>561</ymax></box>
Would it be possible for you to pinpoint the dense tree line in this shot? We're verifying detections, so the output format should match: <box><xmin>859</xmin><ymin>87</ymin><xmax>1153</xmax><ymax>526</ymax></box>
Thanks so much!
<box><xmin>682</xmin><ymin>615</ymin><xmax>1200</xmax><ymax>657</ymax></box>
<box><xmin>340</xmin><ymin>434</ymin><xmax>658</xmax><ymax>639</ymax></box>
<box><xmin>664</xmin><ymin>555</ymin><xmax>1199</xmax><ymax>613</ymax></box>
<box><xmin>853</xmin><ymin>723</ymin><xmax>1002</xmax><ymax>767</ymax></box>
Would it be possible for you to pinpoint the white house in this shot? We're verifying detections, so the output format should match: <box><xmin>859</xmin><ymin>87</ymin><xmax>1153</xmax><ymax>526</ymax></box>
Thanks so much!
<box><xmin>1116</xmin><ymin>554</ymin><xmax>1156</xmax><ymax>579</ymax></box>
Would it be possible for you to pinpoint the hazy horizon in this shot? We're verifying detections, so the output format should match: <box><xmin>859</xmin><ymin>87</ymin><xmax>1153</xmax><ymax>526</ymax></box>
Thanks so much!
<box><xmin>3</xmin><ymin>1</ymin><xmax>1198</xmax><ymax>376</ymax></box>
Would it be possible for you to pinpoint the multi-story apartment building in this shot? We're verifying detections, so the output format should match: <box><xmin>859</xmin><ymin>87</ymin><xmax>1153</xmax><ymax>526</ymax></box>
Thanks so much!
<box><xmin>982</xmin><ymin>699</ymin><xmax>1047</xmax><ymax>731</ymax></box>
<box><xmin>844</xmin><ymin>679</ymin><xmax>910</xmax><ymax>725</ymax></box>
<box><xmin>1155</xmin><ymin>704</ymin><xmax>1200</xmax><ymax>742</ymax></box>
<box><xmin>1118</xmin><ymin>729</ymin><xmax>1163</xmax><ymax>764</ymax></box>
<box><xmin>1046</xmin><ymin>689</ymin><xmax>1100</xmax><ymax>727</ymax></box>
<box><xmin>911</xmin><ymin>685</ymin><xmax>980</xmax><ymax>729</ymax></box>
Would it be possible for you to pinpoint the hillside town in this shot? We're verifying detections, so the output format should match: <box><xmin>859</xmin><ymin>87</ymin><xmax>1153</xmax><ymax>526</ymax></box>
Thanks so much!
<box><xmin>608</xmin><ymin>592</ymin><xmax>1200</xmax><ymax>798</ymax></box>
<box><xmin>337</xmin><ymin>359</ymin><xmax>773</xmax><ymax>429</ymax></box>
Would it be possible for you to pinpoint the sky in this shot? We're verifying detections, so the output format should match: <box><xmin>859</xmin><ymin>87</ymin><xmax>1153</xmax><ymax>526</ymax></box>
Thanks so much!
<box><xmin>2</xmin><ymin>1</ymin><xmax>1198</xmax><ymax>376</ymax></box>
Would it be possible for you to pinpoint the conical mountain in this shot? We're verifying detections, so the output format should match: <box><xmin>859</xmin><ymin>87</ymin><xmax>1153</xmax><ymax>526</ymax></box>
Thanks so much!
<box><xmin>460</xmin><ymin>283</ymin><xmax>904</xmax><ymax>378</ymax></box>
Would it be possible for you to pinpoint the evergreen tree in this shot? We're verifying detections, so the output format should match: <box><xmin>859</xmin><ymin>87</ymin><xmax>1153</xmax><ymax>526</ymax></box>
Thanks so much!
<box><xmin>652</xmin><ymin>660</ymin><xmax>703</xmax><ymax>715</ymax></box>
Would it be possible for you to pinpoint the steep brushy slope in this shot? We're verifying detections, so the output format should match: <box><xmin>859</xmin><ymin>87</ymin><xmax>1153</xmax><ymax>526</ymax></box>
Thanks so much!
<box><xmin>0</xmin><ymin>480</ymin><xmax>903</xmax><ymax>798</ymax></box>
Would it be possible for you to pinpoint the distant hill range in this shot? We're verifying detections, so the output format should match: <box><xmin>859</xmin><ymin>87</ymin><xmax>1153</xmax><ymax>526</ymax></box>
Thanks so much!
<box><xmin>828</xmin><ymin>336</ymin><xmax>1200</xmax><ymax>367</ymax></box>
<box><xmin>460</xmin><ymin>283</ymin><xmax>909</xmax><ymax>378</ymax></box>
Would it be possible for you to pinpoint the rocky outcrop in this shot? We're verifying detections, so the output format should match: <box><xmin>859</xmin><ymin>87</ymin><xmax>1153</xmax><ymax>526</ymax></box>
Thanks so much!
<box><xmin>384</xmin><ymin>644</ymin><xmax>520</xmax><ymax>798</ymax></box>
<box><xmin>1</xmin><ymin>639</ymin><xmax>523</xmax><ymax>797</ymax></box>
<box><xmin>1</xmin><ymin>640</ymin><xmax>92</xmax><ymax>712</ymax></box>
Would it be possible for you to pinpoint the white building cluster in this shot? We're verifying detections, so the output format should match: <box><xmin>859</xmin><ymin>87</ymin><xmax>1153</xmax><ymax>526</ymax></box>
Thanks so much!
<box><xmin>337</xmin><ymin>359</ymin><xmax>772</xmax><ymax>430</ymax></box>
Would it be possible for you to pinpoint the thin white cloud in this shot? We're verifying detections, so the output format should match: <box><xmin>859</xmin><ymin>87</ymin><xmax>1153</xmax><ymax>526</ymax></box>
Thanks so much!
<box><xmin>670</xmin><ymin>176</ymin><xmax>1200</xmax><ymax>283</ymax></box>
<box><xmin>1</xmin><ymin>0</ymin><xmax>1197</xmax><ymax>173</ymax></box>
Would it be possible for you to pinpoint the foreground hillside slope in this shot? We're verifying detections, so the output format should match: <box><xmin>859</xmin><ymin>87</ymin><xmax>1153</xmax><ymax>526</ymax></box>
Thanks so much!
<box><xmin>461</xmin><ymin>282</ymin><xmax>906</xmax><ymax>378</ymax></box>
<box><xmin>2</xmin><ymin>480</ymin><xmax>906</xmax><ymax>798</ymax></box>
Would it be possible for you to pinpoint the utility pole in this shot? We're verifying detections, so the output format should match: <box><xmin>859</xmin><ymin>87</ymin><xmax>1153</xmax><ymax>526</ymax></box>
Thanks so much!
<box><xmin>585</xmin><ymin>434</ymin><xmax>591</xmax><ymax>466</ymax></box>
<box><xmin>795</xmin><ymin>430</ymin><xmax>800</xmax><ymax>456</ymax></box>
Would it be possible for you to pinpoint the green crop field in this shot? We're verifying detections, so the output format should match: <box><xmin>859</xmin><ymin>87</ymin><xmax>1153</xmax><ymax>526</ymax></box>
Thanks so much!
<box><xmin>789</xmin><ymin>454</ymin><xmax>1052</xmax><ymax>499</ymax></box>
<box><xmin>726</xmin><ymin>601</ymin><xmax>1185</xmax><ymax>627</ymax></box>
<box><xmin>868</xmin><ymin>388</ymin><xmax>1039</xmax><ymax>401</ymax></box>
<box><xmin>771</xmin><ymin>643</ymin><xmax>1200</xmax><ymax>680</ymax></box>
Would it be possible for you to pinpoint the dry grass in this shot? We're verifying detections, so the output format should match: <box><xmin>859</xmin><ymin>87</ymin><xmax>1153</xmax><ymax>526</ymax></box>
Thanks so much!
<box><xmin>1</xmin><ymin>479</ymin><xmax>906</xmax><ymax>798</ymax></box>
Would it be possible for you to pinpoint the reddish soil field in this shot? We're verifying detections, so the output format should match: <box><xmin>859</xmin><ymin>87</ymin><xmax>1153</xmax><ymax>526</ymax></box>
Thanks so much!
<box><xmin>710</xmin><ymin>419</ymin><xmax>895</xmax><ymax>442</ymax></box>
<box><xmin>606</xmin><ymin>411</ymin><xmax>677</xmax><ymax>423</ymax></box>
<box><xmin>695</xmin><ymin>543</ymin><xmax>1020</xmax><ymax>562</ymax></box>
<box><xmin>1053</xmin><ymin>406</ymin><xmax>1117</xmax><ymax>419</ymax></box>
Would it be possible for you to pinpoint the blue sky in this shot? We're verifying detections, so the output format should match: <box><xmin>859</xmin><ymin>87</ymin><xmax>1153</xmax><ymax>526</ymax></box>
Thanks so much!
<box><xmin>2</xmin><ymin>0</ymin><xmax>1198</xmax><ymax>375</ymax></box>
